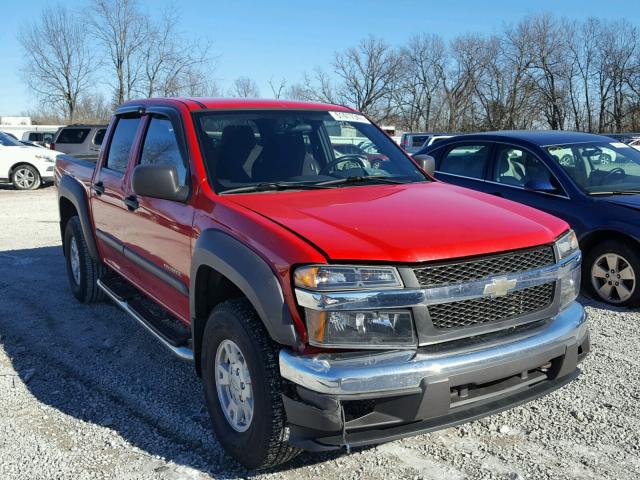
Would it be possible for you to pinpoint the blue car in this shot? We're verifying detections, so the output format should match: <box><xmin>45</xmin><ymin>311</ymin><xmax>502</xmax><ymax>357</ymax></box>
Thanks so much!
<box><xmin>416</xmin><ymin>131</ymin><xmax>640</xmax><ymax>307</ymax></box>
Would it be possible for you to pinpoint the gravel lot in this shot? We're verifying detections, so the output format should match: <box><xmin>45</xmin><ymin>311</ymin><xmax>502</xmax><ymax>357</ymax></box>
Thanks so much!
<box><xmin>0</xmin><ymin>186</ymin><xmax>638</xmax><ymax>480</ymax></box>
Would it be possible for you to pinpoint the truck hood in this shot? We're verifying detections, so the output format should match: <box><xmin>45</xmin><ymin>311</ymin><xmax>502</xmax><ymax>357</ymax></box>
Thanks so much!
<box><xmin>227</xmin><ymin>182</ymin><xmax>568</xmax><ymax>262</ymax></box>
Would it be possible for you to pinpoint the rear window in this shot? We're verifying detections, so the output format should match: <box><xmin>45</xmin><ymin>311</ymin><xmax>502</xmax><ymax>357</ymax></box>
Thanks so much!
<box><xmin>57</xmin><ymin>128</ymin><xmax>90</xmax><ymax>144</ymax></box>
<box><xmin>412</xmin><ymin>135</ymin><xmax>429</xmax><ymax>147</ymax></box>
<box><xmin>28</xmin><ymin>132</ymin><xmax>43</xmax><ymax>141</ymax></box>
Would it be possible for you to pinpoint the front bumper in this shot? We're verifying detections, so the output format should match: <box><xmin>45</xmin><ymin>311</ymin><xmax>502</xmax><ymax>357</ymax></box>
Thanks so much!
<box><xmin>279</xmin><ymin>301</ymin><xmax>589</xmax><ymax>450</ymax></box>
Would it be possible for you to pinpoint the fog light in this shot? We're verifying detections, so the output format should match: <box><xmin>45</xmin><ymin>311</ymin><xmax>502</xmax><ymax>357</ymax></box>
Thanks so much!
<box><xmin>305</xmin><ymin>309</ymin><xmax>416</xmax><ymax>348</ymax></box>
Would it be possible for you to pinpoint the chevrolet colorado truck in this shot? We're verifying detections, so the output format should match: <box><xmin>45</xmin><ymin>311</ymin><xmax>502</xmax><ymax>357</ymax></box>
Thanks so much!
<box><xmin>55</xmin><ymin>98</ymin><xmax>589</xmax><ymax>470</ymax></box>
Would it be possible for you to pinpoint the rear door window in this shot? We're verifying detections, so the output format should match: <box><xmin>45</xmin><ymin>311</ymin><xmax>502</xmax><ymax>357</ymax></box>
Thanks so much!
<box><xmin>104</xmin><ymin>117</ymin><xmax>141</xmax><ymax>173</ymax></box>
<box><xmin>438</xmin><ymin>144</ymin><xmax>490</xmax><ymax>179</ymax></box>
<box><xmin>139</xmin><ymin>117</ymin><xmax>188</xmax><ymax>186</ymax></box>
<box><xmin>57</xmin><ymin>128</ymin><xmax>90</xmax><ymax>144</ymax></box>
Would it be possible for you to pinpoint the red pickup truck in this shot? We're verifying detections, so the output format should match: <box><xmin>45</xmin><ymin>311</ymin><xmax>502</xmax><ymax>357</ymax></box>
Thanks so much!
<box><xmin>55</xmin><ymin>98</ymin><xmax>589</xmax><ymax>469</ymax></box>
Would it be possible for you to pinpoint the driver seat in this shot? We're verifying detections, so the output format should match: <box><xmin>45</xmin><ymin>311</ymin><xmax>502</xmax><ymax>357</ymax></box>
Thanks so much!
<box><xmin>252</xmin><ymin>133</ymin><xmax>320</xmax><ymax>182</ymax></box>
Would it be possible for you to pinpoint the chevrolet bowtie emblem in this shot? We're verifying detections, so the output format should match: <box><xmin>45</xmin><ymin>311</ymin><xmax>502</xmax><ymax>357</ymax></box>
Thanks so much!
<box><xmin>483</xmin><ymin>277</ymin><xmax>517</xmax><ymax>297</ymax></box>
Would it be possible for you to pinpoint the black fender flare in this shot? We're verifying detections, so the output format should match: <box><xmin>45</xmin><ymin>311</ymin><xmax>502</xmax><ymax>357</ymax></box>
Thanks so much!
<box><xmin>190</xmin><ymin>229</ymin><xmax>299</xmax><ymax>364</ymax></box>
<box><xmin>58</xmin><ymin>175</ymin><xmax>100</xmax><ymax>261</ymax></box>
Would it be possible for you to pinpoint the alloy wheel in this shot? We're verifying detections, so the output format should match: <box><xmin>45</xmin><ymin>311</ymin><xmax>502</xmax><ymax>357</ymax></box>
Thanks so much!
<box><xmin>14</xmin><ymin>168</ymin><xmax>36</xmax><ymax>189</ymax></box>
<box><xmin>69</xmin><ymin>236</ymin><xmax>81</xmax><ymax>285</ymax></box>
<box><xmin>591</xmin><ymin>253</ymin><xmax>636</xmax><ymax>303</ymax></box>
<box><xmin>215</xmin><ymin>339</ymin><xmax>254</xmax><ymax>432</ymax></box>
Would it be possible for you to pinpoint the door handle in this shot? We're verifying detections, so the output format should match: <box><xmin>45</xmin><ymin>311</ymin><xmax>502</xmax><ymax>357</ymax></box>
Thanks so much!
<box><xmin>92</xmin><ymin>181</ymin><xmax>104</xmax><ymax>196</ymax></box>
<box><xmin>123</xmin><ymin>194</ymin><xmax>139</xmax><ymax>211</ymax></box>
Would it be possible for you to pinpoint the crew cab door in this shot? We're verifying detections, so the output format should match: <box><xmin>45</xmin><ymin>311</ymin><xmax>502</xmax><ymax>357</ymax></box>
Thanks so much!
<box><xmin>90</xmin><ymin>113</ymin><xmax>144</xmax><ymax>282</ymax></box>
<box><xmin>119</xmin><ymin>110</ymin><xmax>194</xmax><ymax>321</ymax></box>
<box><xmin>432</xmin><ymin>142</ymin><xmax>492</xmax><ymax>193</ymax></box>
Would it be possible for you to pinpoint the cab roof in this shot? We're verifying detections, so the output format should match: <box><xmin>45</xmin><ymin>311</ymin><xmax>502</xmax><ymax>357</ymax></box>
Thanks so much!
<box><xmin>119</xmin><ymin>97</ymin><xmax>354</xmax><ymax>113</ymax></box>
<box><xmin>467</xmin><ymin>130</ymin><xmax>610</xmax><ymax>147</ymax></box>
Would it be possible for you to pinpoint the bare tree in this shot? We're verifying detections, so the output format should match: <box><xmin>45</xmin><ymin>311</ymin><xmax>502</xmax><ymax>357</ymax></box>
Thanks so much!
<box><xmin>396</xmin><ymin>34</ymin><xmax>446</xmax><ymax>130</ymax></box>
<box><xmin>268</xmin><ymin>77</ymin><xmax>288</xmax><ymax>99</ymax></box>
<box><xmin>19</xmin><ymin>5</ymin><xmax>93</xmax><ymax>122</ymax></box>
<box><xmin>229</xmin><ymin>77</ymin><xmax>260</xmax><ymax>98</ymax></box>
<box><xmin>88</xmin><ymin>0</ymin><xmax>147</xmax><ymax>106</ymax></box>
<box><xmin>527</xmin><ymin>14</ymin><xmax>569</xmax><ymax>130</ymax></box>
<box><xmin>141</xmin><ymin>8</ymin><xmax>214</xmax><ymax>98</ymax></box>
<box><xmin>332</xmin><ymin>36</ymin><xmax>402</xmax><ymax>120</ymax></box>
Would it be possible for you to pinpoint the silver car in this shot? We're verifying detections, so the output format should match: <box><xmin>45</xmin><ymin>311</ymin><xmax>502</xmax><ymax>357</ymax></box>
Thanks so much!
<box><xmin>51</xmin><ymin>125</ymin><xmax>107</xmax><ymax>162</ymax></box>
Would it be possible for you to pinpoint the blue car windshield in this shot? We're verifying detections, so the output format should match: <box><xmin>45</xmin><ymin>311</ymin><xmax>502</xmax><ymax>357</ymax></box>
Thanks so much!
<box><xmin>546</xmin><ymin>141</ymin><xmax>640</xmax><ymax>194</ymax></box>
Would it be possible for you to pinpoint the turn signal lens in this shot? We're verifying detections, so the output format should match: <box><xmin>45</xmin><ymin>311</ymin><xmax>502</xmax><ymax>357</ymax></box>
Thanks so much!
<box><xmin>294</xmin><ymin>265</ymin><xmax>402</xmax><ymax>291</ymax></box>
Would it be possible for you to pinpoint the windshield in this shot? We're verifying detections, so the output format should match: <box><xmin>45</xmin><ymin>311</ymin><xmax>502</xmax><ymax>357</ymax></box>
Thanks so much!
<box><xmin>194</xmin><ymin>110</ymin><xmax>426</xmax><ymax>193</ymax></box>
<box><xmin>0</xmin><ymin>132</ymin><xmax>24</xmax><ymax>147</ymax></box>
<box><xmin>546</xmin><ymin>141</ymin><xmax>640</xmax><ymax>194</ymax></box>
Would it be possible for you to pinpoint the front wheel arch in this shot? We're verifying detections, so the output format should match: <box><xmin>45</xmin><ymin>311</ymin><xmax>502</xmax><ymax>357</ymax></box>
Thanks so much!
<box><xmin>190</xmin><ymin>230</ymin><xmax>301</xmax><ymax>375</ymax></box>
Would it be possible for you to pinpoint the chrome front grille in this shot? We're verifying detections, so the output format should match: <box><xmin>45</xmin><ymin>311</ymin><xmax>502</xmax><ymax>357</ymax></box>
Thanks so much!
<box><xmin>428</xmin><ymin>282</ymin><xmax>555</xmax><ymax>330</ymax></box>
<box><xmin>413</xmin><ymin>245</ymin><xmax>555</xmax><ymax>288</ymax></box>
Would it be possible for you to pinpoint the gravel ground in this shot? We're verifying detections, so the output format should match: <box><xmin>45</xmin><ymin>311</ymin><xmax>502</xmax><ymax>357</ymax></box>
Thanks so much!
<box><xmin>0</xmin><ymin>186</ymin><xmax>638</xmax><ymax>480</ymax></box>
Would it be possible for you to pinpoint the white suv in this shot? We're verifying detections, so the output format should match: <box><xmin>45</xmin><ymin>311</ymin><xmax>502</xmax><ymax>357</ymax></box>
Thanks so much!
<box><xmin>0</xmin><ymin>131</ymin><xmax>61</xmax><ymax>190</ymax></box>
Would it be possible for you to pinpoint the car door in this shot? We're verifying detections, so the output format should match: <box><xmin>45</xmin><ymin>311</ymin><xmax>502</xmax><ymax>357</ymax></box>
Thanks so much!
<box><xmin>484</xmin><ymin>143</ymin><xmax>582</xmax><ymax>228</ymax></box>
<box><xmin>90</xmin><ymin>114</ymin><xmax>144</xmax><ymax>283</ymax></box>
<box><xmin>432</xmin><ymin>142</ymin><xmax>493</xmax><ymax>193</ymax></box>
<box><xmin>119</xmin><ymin>110</ymin><xmax>194</xmax><ymax>321</ymax></box>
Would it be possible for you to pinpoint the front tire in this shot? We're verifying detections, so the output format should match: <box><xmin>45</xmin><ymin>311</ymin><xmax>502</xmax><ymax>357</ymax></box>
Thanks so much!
<box><xmin>63</xmin><ymin>216</ymin><xmax>106</xmax><ymax>303</ymax></box>
<box><xmin>12</xmin><ymin>164</ymin><xmax>41</xmax><ymax>190</ymax></box>
<box><xmin>584</xmin><ymin>240</ymin><xmax>640</xmax><ymax>307</ymax></box>
<box><xmin>201</xmin><ymin>299</ymin><xmax>300</xmax><ymax>470</ymax></box>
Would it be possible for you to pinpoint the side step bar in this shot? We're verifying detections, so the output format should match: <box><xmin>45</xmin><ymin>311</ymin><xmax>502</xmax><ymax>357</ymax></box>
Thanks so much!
<box><xmin>97</xmin><ymin>279</ymin><xmax>194</xmax><ymax>362</ymax></box>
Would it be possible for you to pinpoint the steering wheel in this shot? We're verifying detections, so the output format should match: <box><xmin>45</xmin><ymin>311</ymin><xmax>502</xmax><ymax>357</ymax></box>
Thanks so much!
<box><xmin>321</xmin><ymin>154</ymin><xmax>371</xmax><ymax>175</ymax></box>
<box><xmin>602</xmin><ymin>167</ymin><xmax>626</xmax><ymax>183</ymax></box>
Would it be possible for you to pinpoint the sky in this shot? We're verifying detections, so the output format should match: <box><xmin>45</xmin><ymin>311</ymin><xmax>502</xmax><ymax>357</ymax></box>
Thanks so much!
<box><xmin>1</xmin><ymin>0</ymin><xmax>639</xmax><ymax>115</ymax></box>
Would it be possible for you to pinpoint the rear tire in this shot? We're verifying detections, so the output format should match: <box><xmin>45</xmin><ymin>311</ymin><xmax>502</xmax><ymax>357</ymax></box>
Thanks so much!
<box><xmin>64</xmin><ymin>216</ymin><xmax>106</xmax><ymax>303</ymax></box>
<box><xmin>584</xmin><ymin>239</ymin><xmax>640</xmax><ymax>307</ymax></box>
<box><xmin>11</xmin><ymin>164</ymin><xmax>41</xmax><ymax>190</ymax></box>
<box><xmin>201</xmin><ymin>299</ymin><xmax>300</xmax><ymax>470</ymax></box>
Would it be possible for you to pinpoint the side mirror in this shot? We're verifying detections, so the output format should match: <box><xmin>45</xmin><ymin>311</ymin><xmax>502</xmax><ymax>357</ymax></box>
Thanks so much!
<box><xmin>413</xmin><ymin>154</ymin><xmax>436</xmax><ymax>176</ymax></box>
<box><xmin>132</xmin><ymin>164</ymin><xmax>188</xmax><ymax>202</ymax></box>
<box><xmin>524</xmin><ymin>179</ymin><xmax>557</xmax><ymax>193</ymax></box>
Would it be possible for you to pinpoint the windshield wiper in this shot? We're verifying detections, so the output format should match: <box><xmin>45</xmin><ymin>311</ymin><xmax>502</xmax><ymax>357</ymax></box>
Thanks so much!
<box><xmin>313</xmin><ymin>175</ymin><xmax>410</xmax><ymax>187</ymax></box>
<box><xmin>588</xmin><ymin>190</ymin><xmax>640</xmax><ymax>196</ymax></box>
<box><xmin>220</xmin><ymin>182</ymin><xmax>332</xmax><ymax>195</ymax></box>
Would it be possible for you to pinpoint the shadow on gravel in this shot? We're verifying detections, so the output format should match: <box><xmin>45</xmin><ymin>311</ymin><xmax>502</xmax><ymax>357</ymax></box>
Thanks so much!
<box><xmin>6</xmin><ymin>248</ymin><xmax>633</xmax><ymax>478</ymax></box>
<box><xmin>0</xmin><ymin>245</ymin><xmax>344</xmax><ymax>478</ymax></box>
<box><xmin>0</xmin><ymin>183</ymin><xmax>55</xmax><ymax>191</ymax></box>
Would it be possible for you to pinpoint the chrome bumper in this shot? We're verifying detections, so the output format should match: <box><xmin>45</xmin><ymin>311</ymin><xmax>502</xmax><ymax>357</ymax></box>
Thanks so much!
<box><xmin>279</xmin><ymin>301</ymin><xmax>588</xmax><ymax>396</ymax></box>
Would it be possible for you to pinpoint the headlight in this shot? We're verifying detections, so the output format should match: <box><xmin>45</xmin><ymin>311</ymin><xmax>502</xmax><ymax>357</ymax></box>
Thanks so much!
<box><xmin>305</xmin><ymin>309</ymin><xmax>416</xmax><ymax>348</ymax></box>
<box><xmin>35</xmin><ymin>154</ymin><xmax>55</xmax><ymax>163</ymax></box>
<box><xmin>555</xmin><ymin>230</ymin><xmax>579</xmax><ymax>260</ymax></box>
<box><xmin>294</xmin><ymin>265</ymin><xmax>402</xmax><ymax>291</ymax></box>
